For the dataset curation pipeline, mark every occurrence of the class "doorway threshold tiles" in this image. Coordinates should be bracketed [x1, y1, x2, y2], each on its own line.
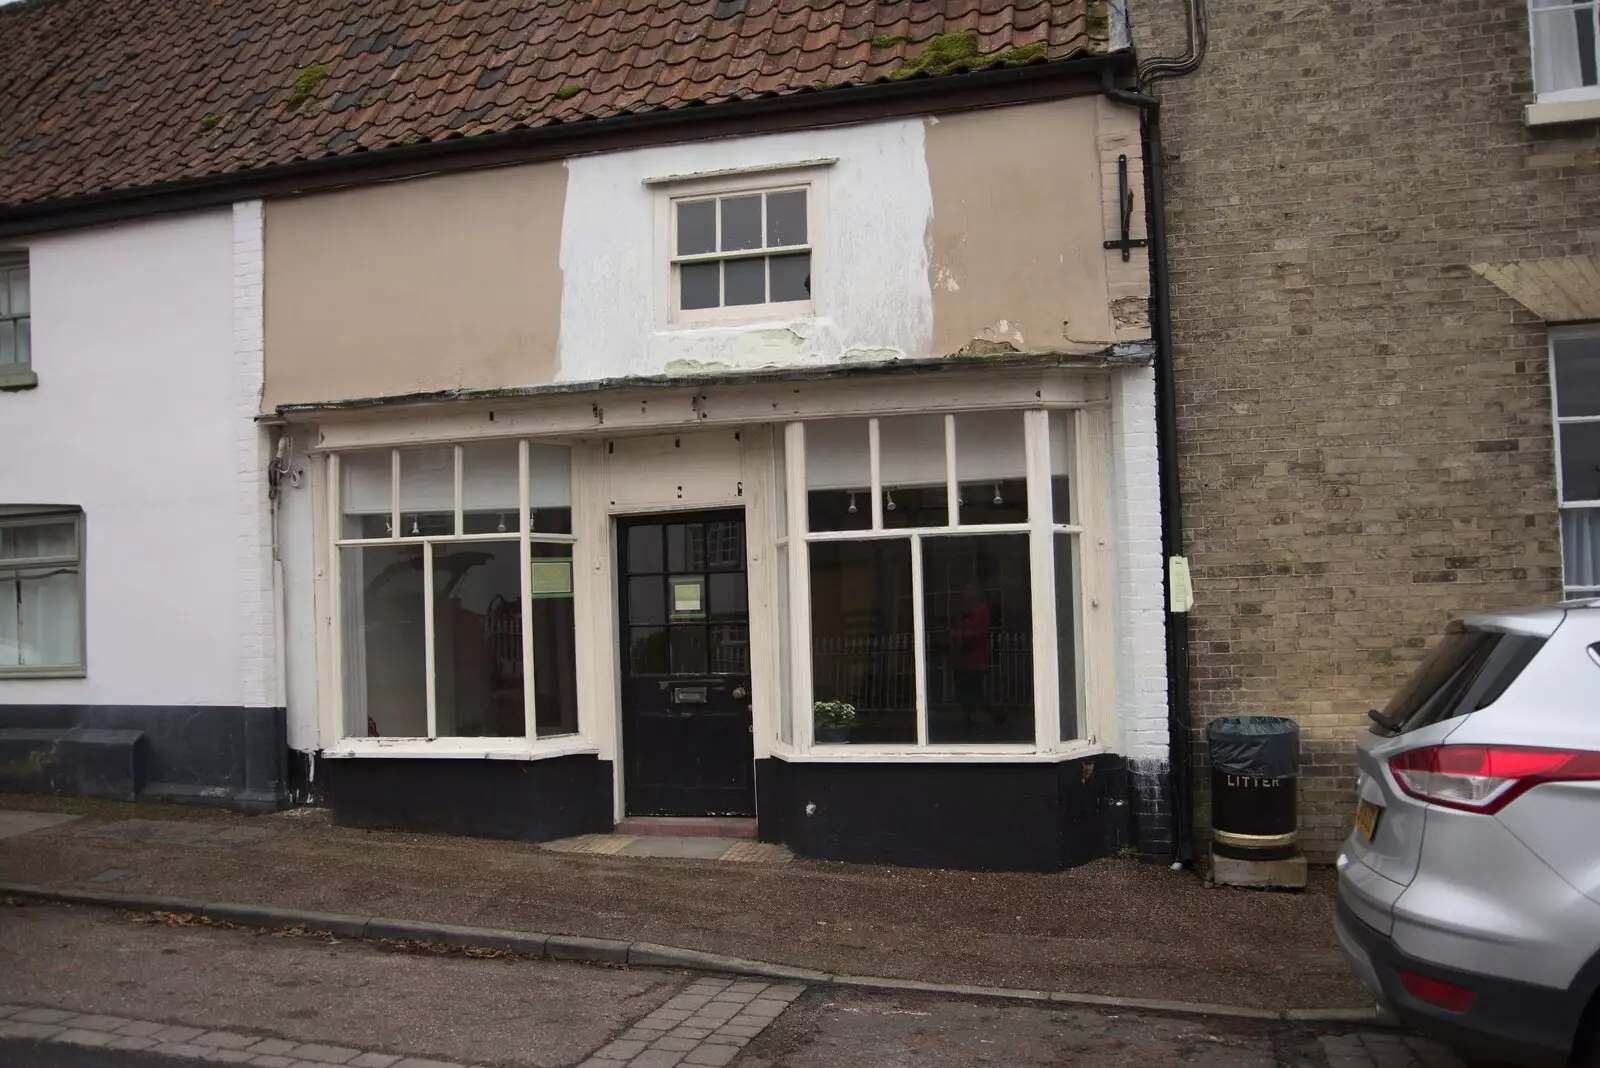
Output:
[542, 834, 790, 863]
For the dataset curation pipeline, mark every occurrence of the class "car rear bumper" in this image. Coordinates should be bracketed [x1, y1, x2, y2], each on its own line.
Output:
[1335, 900, 1585, 1068]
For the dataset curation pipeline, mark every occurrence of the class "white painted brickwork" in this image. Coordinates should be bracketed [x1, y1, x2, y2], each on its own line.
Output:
[233, 200, 279, 709]
[0, 210, 258, 706]
[1110, 364, 1169, 762]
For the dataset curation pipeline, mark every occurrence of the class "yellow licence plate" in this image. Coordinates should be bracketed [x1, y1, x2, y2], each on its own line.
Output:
[1354, 800, 1382, 842]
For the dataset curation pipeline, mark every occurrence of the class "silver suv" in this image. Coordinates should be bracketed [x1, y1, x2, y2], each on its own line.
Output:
[1336, 600, 1600, 1067]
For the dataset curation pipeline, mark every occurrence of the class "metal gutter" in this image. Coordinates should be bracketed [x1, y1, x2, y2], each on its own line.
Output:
[0, 51, 1133, 242]
[265, 347, 1148, 419]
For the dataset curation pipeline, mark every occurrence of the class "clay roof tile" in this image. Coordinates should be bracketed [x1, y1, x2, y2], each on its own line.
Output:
[0, 0, 1111, 207]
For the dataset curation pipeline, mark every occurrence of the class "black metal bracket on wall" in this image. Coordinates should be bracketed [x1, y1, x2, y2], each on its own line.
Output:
[1103, 154, 1148, 261]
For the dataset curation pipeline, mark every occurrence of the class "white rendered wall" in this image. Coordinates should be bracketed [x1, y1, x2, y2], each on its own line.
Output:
[1110, 364, 1169, 763]
[278, 431, 320, 753]
[0, 209, 271, 708]
[557, 118, 934, 381]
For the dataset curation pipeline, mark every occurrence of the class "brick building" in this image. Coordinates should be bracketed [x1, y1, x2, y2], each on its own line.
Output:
[1133, 0, 1598, 857]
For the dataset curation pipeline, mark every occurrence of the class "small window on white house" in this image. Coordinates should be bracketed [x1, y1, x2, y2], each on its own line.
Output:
[0, 252, 33, 388]
[0, 509, 85, 677]
[1531, 0, 1600, 98]
[671, 186, 812, 320]
[1553, 328, 1600, 596]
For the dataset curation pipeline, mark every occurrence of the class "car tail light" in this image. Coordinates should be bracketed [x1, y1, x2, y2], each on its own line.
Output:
[1390, 745, 1600, 814]
[1399, 970, 1476, 1012]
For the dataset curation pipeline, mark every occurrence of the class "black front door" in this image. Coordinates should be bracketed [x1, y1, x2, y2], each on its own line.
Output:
[618, 510, 754, 817]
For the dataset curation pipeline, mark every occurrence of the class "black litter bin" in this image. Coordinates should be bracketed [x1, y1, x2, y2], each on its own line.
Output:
[1207, 716, 1300, 860]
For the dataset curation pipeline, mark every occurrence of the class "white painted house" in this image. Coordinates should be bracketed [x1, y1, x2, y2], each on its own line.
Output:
[0, 0, 1178, 869]
[0, 205, 286, 808]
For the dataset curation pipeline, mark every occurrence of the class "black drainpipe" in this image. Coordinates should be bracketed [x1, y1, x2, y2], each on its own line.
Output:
[1100, 72, 1196, 866]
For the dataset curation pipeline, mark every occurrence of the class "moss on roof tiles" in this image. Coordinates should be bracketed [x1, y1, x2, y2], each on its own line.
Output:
[890, 32, 1051, 81]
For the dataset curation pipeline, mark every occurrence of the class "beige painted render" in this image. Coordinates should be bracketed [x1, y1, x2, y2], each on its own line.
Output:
[924, 98, 1149, 357]
[263, 163, 567, 408]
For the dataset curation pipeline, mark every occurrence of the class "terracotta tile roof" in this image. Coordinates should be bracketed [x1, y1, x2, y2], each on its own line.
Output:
[0, 0, 1110, 208]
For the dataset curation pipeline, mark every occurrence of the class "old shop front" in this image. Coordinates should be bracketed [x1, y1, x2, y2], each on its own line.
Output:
[283, 355, 1159, 871]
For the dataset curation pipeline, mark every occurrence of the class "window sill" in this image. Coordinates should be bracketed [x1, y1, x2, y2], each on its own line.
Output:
[0, 369, 38, 391]
[660, 306, 818, 333]
[772, 741, 1109, 763]
[0, 666, 86, 680]
[1525, 96, 1600, 127]
[321, 737, 597, 760]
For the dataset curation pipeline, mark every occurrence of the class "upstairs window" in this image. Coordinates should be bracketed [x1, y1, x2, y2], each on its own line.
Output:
[659, 170, 822, 325]
[1532, 0, 1600, 98]
[0, 252, 32, 389]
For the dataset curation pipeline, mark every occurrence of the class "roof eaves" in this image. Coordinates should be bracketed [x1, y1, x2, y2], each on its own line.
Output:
[266, 346, 1149, 421]
[0, 49, 1133, 242]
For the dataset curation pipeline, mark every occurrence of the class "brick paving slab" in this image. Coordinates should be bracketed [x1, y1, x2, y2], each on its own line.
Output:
[155, 1042, 215, 1057]
[57, 1028, 117, 1046]
[16, 1007, 77, 1024]
[109, 1037, 160, 1052]
[118, 1020, 170, 1037]
[249, 1039, 303, 1056]
[629, 1051, 684, 1068]
[196, 1031, 261, 1049]
[349, 1055, 402, 1068]
[292, 1044, 362, 1064]
[4, 1022, 66, 1040]
[153, 1025, 209, 1043]
[64, 1013, 134, 1031]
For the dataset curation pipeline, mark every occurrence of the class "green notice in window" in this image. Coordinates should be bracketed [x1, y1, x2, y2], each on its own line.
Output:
[531, 558, 573, 598]
[670, 575, 705, 620]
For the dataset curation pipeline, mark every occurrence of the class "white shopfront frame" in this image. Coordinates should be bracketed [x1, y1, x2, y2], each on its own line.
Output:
[322, 439, 596, 760]
[776, 407, 1116, 760]
[304, 366, 1121, 778]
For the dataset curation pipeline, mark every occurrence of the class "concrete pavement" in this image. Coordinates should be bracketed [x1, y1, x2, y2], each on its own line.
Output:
[0, 903, 1465, 1068]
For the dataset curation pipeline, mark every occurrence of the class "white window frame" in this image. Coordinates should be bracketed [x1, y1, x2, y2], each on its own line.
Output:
[1551, 325, 1600, 598]
[0, 508, 86, 679]
[1530, 0, 1600, 101]
[0, 251, 34, 390]
[776, 408, 1112, 759]
[325, 439, 591, 759]
[653, 166, 829, 329]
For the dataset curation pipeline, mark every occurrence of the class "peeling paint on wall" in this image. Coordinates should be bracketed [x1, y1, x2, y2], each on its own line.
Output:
[558, 119, 935, 382]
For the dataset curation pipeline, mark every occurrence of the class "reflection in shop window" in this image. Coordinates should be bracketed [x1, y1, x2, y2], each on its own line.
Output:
[795, 410, 1079, 748]
[335, 441, 577, 742]
[809, 539, 917, 743]
[432, 542, 525, 738]
[530, 543, 579, 737]
[341, 543, 427, 738]
[922, 534, 1033, 744]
